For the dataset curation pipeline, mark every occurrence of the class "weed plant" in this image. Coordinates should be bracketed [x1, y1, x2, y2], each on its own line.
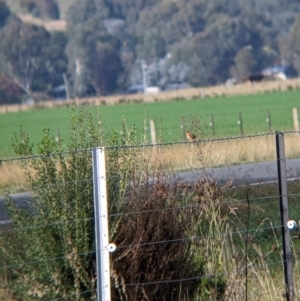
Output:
[1, 109, 103, 300]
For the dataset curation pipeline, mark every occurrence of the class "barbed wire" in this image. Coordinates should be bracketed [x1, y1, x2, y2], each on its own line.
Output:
[2, 129, 300, 164]
[0, 131, 283, 163]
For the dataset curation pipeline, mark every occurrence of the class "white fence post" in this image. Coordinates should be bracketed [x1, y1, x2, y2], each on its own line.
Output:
[92, 147, 111, 301]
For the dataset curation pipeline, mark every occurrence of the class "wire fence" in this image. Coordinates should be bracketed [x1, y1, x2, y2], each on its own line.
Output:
[0, 131, 300, 300]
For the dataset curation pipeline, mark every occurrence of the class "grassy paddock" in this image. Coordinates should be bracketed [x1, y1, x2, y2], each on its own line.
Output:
[1, 88, 300, 157]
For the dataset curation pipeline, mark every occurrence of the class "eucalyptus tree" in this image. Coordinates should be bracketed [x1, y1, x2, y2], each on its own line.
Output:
[66, 0, 123, 96]
[0, 18, 50, 99]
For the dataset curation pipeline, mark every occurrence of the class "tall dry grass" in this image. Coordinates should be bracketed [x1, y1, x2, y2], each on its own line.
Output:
[157, 133, 300, 171]
[1, 134, 300, 190]
[0, 161, 29, 192]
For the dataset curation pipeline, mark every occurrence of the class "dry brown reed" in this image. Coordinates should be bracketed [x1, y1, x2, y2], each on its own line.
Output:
[1, 78, 300, 114]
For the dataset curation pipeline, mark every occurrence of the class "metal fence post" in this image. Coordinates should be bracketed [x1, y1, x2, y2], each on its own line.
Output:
[275, 132, 294, 301]
[92, 147, 111, 301]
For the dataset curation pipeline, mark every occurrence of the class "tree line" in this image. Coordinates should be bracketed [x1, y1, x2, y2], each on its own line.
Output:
[1, 0, 300, 104]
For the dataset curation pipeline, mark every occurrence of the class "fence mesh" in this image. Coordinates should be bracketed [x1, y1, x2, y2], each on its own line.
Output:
[1, 132, 300, 300]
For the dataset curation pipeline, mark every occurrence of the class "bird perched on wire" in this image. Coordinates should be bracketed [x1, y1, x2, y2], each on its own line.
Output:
[186, 131, 197, 141]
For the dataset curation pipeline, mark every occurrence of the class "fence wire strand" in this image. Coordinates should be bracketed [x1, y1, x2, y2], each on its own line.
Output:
[0, 131, 280, 163]
[0, 223, 285, 272]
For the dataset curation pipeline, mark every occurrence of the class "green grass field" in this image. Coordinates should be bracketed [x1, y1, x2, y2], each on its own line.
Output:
[0, 89, 300, 157]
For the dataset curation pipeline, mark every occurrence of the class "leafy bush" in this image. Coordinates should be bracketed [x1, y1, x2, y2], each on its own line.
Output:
[1, 109, 103, 300]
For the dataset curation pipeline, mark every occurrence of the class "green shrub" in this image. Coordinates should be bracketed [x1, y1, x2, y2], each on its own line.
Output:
[1, 109, 103, 300]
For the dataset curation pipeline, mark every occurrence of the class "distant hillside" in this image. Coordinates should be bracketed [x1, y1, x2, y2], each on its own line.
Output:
[2, 0, 300, 104]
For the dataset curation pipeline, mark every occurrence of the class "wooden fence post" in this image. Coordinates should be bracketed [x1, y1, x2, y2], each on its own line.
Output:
[210, 114, 215, 136]
[56, 129, 61, 143]
[150, 119, 157, 145]
[267, 110, 272, 132]
[181, 117, 186, 140]
[238, 112, 244, 135]
[293, 107, 299, 132]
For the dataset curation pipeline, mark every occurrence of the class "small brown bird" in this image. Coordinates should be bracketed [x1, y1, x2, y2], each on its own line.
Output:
[186, 131, 196, 141]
